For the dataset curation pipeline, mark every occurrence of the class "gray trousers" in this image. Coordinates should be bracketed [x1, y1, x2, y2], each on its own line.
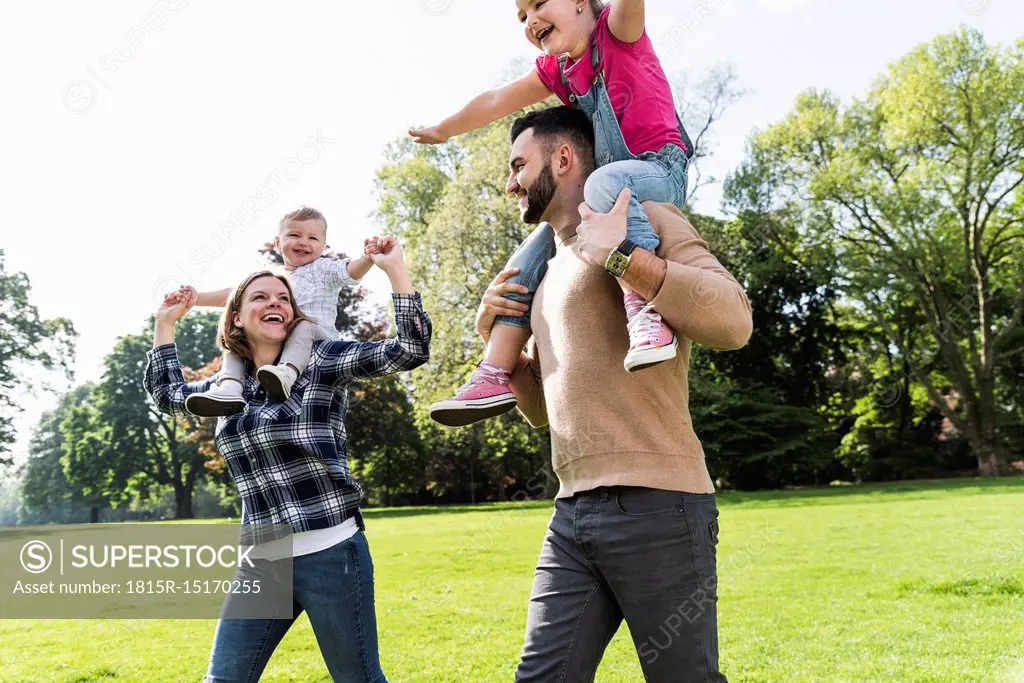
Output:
[220, 320, 325, 383]
[515, 487, 727, 683]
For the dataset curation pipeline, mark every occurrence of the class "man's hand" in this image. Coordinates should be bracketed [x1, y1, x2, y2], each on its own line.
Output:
[475, 268, 530, 344]
[408, 126, 449, 145]
[574, 188, 632, 268]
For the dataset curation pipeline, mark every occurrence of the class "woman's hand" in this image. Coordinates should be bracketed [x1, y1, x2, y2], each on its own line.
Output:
[154, 288, 197, 346]
[408, 126, 449, 145]
[370, 236, 405, 273]
[371, 236, 415, 294]
[475, 268, 530, 344]
[156, 288, 197, 325]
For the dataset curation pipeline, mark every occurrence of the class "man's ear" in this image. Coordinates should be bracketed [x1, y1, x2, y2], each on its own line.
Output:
[554, 143, 574, 176]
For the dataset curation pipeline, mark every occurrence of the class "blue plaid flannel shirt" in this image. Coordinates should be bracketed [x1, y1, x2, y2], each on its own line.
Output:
[145, 293, 431, 543]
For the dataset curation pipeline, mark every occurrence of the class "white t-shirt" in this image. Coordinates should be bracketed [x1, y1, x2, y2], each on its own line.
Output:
[249, 517, 360, 561]
[287, 257, 361, 340]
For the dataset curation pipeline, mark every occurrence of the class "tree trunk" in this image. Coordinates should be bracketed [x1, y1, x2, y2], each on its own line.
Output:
[972, 432, 1010, 477]
[175, 483, 194, 519]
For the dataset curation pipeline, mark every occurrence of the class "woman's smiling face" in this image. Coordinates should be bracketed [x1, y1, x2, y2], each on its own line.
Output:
[233, 275, 295, 345]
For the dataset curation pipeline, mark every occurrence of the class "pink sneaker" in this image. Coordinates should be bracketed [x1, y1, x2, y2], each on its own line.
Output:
[623, 291, 678, 372]
[429, 362, 517, 427]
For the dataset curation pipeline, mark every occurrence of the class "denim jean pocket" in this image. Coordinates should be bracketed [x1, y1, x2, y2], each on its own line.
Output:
[614, 487, 685, 517]
[682, 495, 719, 585]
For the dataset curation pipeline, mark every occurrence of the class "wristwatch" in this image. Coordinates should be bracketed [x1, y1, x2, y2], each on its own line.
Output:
[604, 238, 638, 277]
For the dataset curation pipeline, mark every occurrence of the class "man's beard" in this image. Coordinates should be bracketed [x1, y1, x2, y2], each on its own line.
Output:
[522, 163, 557, 224]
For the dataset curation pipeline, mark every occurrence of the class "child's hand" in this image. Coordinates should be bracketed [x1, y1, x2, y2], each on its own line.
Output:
[178, 285, 198, 302]
[363, 236, 383, 257]
[408, 126, 449, 145]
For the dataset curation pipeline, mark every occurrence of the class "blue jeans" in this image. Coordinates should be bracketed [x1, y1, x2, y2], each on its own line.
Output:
[204, 531, 386, 683]
[497, 144, 688, 328]
[515, 487, 727, 682]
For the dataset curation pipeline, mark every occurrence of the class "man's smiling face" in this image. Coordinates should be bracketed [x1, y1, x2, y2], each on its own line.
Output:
[507, 128, 558, 225]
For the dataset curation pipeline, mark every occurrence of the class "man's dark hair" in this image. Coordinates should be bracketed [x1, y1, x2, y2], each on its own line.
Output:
[511, 107, 596, 174]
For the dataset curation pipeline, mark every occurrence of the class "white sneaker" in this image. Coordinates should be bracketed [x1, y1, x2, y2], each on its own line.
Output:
[185, 380, 246, 417]
[257, 364, 298, 402]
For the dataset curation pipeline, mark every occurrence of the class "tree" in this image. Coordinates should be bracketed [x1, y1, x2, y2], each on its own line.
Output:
[0, 249, 76, 465]
[61, 312, 222, 518]
[727, 29, 1024, 476]
[20, 385, 111, 523]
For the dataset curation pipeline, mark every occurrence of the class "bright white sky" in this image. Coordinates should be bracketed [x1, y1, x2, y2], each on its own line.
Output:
[1, 0, 1021, 465]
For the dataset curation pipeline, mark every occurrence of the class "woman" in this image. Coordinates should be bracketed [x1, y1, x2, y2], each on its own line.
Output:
[145, 238, 430, 682]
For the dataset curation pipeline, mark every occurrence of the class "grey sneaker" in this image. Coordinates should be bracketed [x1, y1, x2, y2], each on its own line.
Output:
[257, 365, 298, 402]
[185, 380, 246, 417]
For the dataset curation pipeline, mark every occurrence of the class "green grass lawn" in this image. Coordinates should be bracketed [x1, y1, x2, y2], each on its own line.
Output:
[2, 478, 1023, 682]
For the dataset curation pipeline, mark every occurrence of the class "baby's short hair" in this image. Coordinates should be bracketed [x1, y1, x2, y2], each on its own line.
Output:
[279, 206, 327, 234]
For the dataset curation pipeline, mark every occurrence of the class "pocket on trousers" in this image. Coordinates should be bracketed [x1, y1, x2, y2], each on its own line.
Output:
[682, 495, 719, 585]
[614, 487, 684, 517]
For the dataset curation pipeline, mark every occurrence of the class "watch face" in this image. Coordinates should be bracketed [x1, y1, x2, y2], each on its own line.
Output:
[606, 251, 629, 276]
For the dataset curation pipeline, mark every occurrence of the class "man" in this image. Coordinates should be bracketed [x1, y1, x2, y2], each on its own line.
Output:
[475, 107, 751, 682]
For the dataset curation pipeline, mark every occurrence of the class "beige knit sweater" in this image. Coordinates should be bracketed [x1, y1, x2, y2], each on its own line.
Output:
[511, 203, 753, 498]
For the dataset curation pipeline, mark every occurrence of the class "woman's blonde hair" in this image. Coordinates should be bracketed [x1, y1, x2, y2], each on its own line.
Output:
[218, 269, 312, 361]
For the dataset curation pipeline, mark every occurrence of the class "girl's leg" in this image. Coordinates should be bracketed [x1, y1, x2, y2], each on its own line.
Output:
[583, 159, 685, 372]
[185, 350, 248, 417]
[258, 320, 323, 401]
[484, 323, 534, 373]
[297, 532, 387, 683]
[583, 156, 686, 254]
[430, 224, 555, 427]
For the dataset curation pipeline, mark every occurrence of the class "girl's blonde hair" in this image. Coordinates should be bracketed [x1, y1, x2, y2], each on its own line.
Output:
[218, 269, 312, 361]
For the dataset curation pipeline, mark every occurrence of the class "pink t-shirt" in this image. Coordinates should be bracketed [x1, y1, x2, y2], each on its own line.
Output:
[534, 6, 685, 156]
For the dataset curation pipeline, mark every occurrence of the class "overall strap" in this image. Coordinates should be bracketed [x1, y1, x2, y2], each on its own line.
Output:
[677, 110, 696, 160]
[557, 54, 576, 103]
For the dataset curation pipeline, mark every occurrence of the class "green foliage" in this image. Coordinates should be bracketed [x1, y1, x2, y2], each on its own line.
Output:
[19, 385, 110, 523]
[0, 249, 76, 464]
[60, 312, 222, 518]
[373, 111, 551, 501]
[726, 28, 1024, 474]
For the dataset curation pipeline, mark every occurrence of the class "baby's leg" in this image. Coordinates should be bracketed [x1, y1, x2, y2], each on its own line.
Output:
[258, 320, 324, 401]
[278, 320, 324, 377]
[220, 350, 246, 388]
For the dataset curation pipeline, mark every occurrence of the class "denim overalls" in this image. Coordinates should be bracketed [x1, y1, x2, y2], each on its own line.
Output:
[497, 41, 694, 328]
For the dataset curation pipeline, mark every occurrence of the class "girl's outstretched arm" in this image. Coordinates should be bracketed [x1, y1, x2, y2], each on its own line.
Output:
[409, 71, 551, 144]
[608, 0, 646, 43]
